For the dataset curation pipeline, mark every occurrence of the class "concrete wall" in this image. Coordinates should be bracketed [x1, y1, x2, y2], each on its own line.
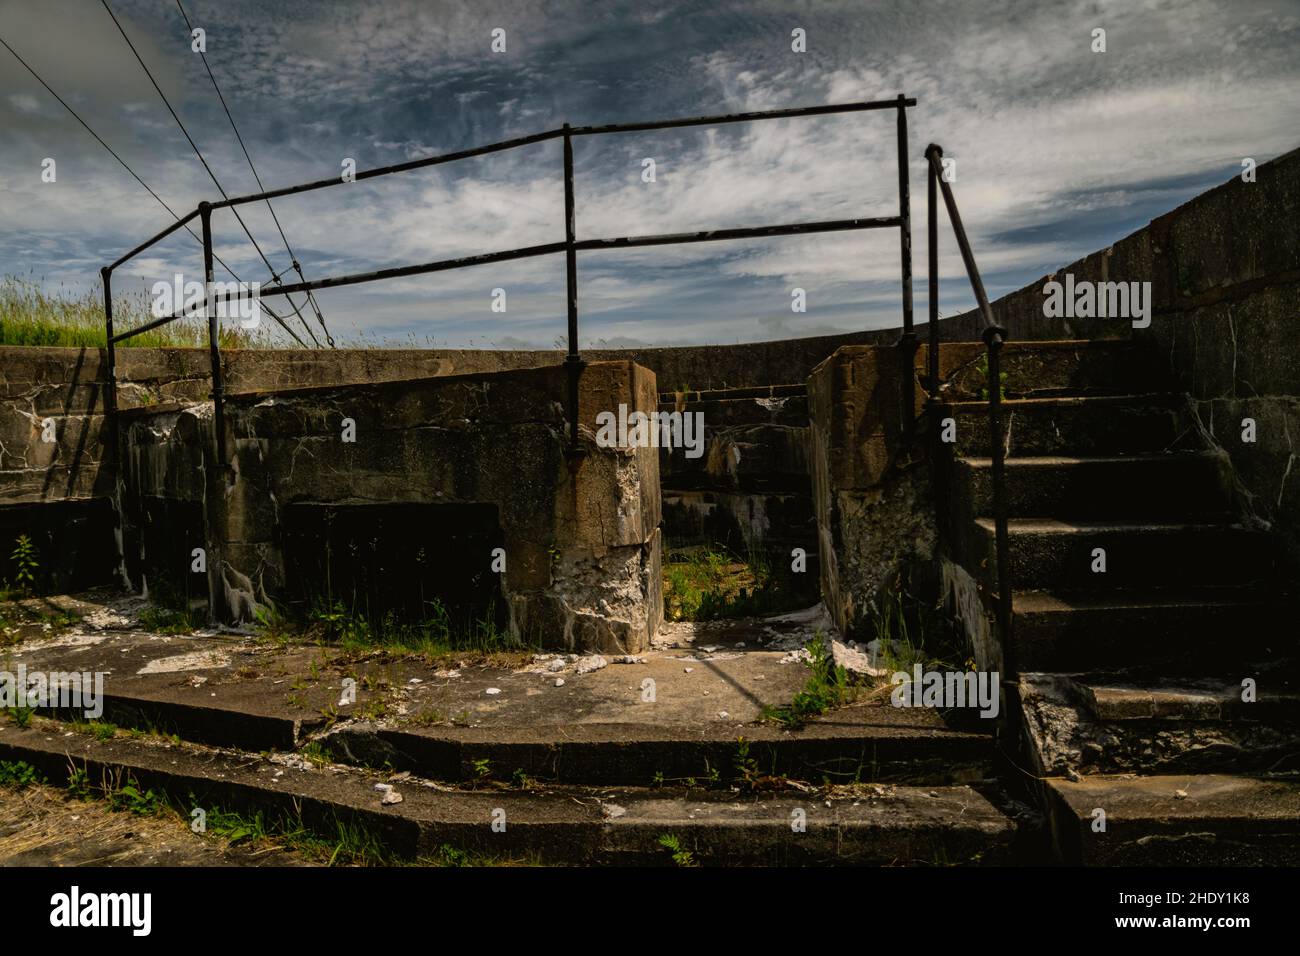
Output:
[118, 360, 663, 653]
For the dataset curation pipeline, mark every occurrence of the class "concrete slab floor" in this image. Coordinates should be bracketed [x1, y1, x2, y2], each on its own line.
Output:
[2, 593, 832, 729]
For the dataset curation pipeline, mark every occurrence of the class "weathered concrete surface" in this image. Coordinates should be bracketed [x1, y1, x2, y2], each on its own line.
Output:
[806, 346, 935, 638]
[4, 601, 992, 786]
[0, 722, 1013, 865]
[117, 361, 664, 652]
[1045, 774, 1300, 866]
[1019, 672, 1300, 779]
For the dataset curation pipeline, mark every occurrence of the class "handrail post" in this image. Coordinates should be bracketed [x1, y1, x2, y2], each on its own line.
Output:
[199, 202, 226, 469]
[925, 145, 940, 398]
[895, 94, 916, 443]
[983, 326, 1014, 678]
[101, 266, 118, 467]
[562, 123, 583, 455]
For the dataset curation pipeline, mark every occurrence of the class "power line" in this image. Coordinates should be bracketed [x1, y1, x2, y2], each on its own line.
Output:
[175, 0, 334, 348]
[99, 0, 320, 346]
[0, 31, 307, 346]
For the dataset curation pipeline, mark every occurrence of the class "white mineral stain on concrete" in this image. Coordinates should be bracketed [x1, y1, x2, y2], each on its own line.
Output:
[136, 650, 231, 674]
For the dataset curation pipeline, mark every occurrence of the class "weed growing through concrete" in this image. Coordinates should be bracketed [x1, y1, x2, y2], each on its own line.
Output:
[763, 634, 853, 728]
[657, 833, 698, 867]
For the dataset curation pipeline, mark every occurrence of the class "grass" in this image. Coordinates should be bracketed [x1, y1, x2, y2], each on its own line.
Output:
[1, 274, 275, 348]
[301, 596, 526, 659]
[762, 634, 853, 728]
[0, 760, 45, 788]
[867, 586, 969, 676]
[662, 544, 815, 622]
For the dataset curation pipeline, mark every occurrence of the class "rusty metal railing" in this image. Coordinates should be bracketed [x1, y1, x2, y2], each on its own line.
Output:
[101, 95, 918, 467]
[923, 143, 1014, 677]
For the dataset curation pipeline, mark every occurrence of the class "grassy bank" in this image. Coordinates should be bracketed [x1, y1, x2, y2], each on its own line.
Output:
[0, 275, 272, 348]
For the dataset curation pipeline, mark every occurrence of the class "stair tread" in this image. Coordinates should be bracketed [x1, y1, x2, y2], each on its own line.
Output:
[959, 451, 1217, 467]
[943, 392, 1181, 412]
[1014, 587, 1284, 613]
[976, 517, 1252, 534]
[1047, 773, 1300, 822]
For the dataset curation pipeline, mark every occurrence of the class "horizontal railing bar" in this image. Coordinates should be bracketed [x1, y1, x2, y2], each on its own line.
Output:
[107, 206, 202, 272]
[569, 98, 917, 136]
[212, 129, 565, 211]
[259, 218, 899, 299]
[574, 217, 901, 251]
[259, 242, 569, 298]
[111, 309, 196, 343]
[210, 99, 915, 213]
[110, 293, 246, 344]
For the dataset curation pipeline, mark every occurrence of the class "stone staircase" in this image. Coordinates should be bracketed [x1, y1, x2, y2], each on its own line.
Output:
[941, 339, 1300, 864]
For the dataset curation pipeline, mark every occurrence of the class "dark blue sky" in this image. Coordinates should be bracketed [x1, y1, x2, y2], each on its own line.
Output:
[2, 0, 1297, 346]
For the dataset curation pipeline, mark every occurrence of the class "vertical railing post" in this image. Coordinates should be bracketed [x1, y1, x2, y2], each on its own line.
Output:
[562, 123, 583, 455]
[895, 95, 916, 443]
[101, 266, 118, 467]
[199, 202, 226, 468]
[925, 146, 940, 398]
[984, 328, 1014, 678]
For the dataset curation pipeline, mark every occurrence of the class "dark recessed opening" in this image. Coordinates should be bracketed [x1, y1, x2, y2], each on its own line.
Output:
[0, 499, 118, 594]
[132, 497, 207, 609]
[279, 502, 507, 631]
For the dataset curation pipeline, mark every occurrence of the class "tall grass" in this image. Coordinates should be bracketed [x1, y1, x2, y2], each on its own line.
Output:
[0, 274, 273, 348]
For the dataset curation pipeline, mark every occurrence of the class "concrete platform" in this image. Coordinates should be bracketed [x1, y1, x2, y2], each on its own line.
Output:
[4, 598, 993, 786]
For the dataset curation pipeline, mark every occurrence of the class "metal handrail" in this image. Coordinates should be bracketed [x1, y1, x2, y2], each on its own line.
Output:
[923, 143, 1015, 677]
[101, 95, 918, 467]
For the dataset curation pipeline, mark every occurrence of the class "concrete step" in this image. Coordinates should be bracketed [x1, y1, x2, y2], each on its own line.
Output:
[1044, 773, 1300, 865]
[0, 722, 1016, 865]
[317, 699, 994, 788]
[1012, 588, 1295, 671]
[1020, 671, 1300, 778]
[958, 452, 1231, 520]
[936, 340, 1173, 402]
[941, 393, 1189, 457]
[974, 518, 1281, 590]
[1071, 676, 1300, 724]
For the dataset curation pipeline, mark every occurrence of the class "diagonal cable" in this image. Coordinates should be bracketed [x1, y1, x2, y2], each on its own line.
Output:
[0, 31, 306, 346]
[175, 0, 334, 347]
[100, 0, 319, 346]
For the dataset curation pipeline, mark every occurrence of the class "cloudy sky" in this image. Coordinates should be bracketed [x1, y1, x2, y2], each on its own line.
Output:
[1, 0, 1296, 348]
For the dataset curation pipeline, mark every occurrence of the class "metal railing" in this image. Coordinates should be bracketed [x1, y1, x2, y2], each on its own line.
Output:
[102, 95, 918, 469]
[923, 143, 1014, 675]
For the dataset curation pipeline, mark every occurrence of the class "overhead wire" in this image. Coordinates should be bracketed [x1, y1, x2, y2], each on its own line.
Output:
[174, 0, 334, 347]
[0, 31, 307, 345]
[100, 0, 319, 346]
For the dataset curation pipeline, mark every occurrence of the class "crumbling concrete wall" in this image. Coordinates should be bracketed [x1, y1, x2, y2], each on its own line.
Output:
[807, 345, 934, 638]
[118, 360, 662, 654]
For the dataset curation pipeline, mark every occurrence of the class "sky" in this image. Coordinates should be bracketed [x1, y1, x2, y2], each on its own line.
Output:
[1, 0, 1297, 348]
